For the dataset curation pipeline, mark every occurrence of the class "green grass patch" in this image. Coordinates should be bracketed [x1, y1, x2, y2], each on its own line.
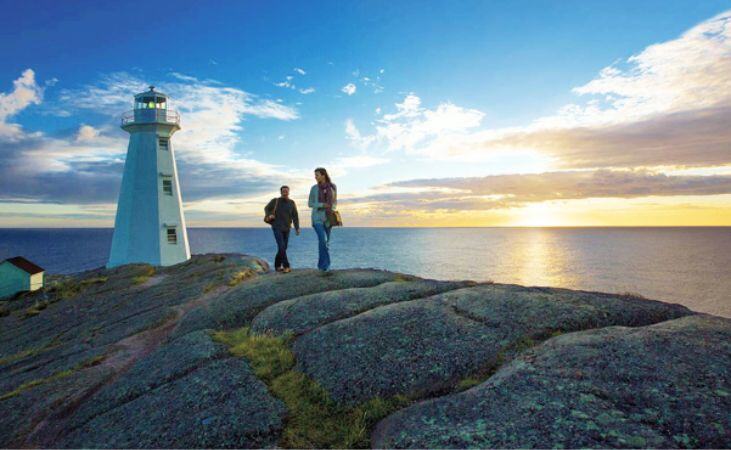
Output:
[23, 306, 41, 318]
[22, 300, 50, 319]
[456, 376, 482, 392]
[46, 275, 108, 302]
[202, 282, 218, 293]
[79, 354, 106, 368]
[620, 291, 647, 300]
[0, 348, 41, 367]
[132, 266, 156, 285]
[228, 268, 257, 287]
[80, 276, 108, 286]
[452, 330, 567, 394]
[213, 327, 411, 448]
[392, 273, 417, 283]
[48, 278, 82, 300]
[0, 354, 107, 401]
[212, 328, 295, 383]
[0, 368, 74, 401]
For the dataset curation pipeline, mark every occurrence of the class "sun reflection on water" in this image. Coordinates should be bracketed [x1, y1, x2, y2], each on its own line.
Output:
[497, 228, 577, 288]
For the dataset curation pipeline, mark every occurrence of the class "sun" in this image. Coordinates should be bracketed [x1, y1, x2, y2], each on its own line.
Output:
[513, 202, 564, 227]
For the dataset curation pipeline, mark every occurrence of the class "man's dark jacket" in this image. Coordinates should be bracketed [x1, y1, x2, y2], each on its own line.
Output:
[265, 197, 300, 231]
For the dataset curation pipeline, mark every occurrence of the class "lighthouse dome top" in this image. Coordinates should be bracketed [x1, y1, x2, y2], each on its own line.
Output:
[122, 85, 180, 129]
[134, 86, 169, 110]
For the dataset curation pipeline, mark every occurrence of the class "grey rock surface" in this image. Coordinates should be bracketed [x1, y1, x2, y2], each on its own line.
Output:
[372, 314, 731, 449]
[251, 279, 472, 336]
[294, 283, 692, 406]
[173, 268, 403, 337]
[0, 253, 727, 449]
[0, 254, 271, 448]
[0, 366, 116, 448]
[65, 330, 228, 431]
[60, 358, 286, 449]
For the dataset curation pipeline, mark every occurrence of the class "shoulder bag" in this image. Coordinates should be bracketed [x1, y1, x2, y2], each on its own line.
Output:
[264, 198, 279, 224]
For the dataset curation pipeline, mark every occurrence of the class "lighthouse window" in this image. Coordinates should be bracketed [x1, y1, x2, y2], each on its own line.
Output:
[162, 179, 173, 195]
[158, 138, 169, 151]
[167, 228, 177, 244]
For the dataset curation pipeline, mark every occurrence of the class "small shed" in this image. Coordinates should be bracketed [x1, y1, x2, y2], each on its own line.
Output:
[0, 256, 45, 299]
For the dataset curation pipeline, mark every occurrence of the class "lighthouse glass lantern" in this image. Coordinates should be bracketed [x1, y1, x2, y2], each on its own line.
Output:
[107, 86, 191, 268]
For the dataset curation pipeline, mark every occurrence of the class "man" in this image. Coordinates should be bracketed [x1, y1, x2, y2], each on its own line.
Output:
[265, 185, 300, 273]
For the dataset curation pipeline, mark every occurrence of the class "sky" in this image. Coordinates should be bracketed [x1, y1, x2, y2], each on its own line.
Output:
[1, 0, 731, 227]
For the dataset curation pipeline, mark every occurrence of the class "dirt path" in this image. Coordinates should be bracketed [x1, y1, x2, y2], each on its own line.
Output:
[22, 283, 232, 447]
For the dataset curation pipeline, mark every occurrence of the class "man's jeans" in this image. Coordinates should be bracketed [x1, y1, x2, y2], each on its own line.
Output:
[272, 227, 290, 269]
[312, 223, 331, 271]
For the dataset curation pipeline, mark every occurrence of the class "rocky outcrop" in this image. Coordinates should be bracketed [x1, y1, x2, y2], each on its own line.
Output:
[0, 254, 276, 448]
[0, 253, 728, 448]
[372, 314, 731, 449]
[292, 283, 691, 406]
[251, 279, 473, 336]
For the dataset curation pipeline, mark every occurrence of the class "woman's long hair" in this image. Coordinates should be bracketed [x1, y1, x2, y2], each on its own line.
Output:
[315, 167, 332, 185]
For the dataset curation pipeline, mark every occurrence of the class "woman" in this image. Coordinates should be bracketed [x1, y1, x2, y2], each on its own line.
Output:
[308, 167, 337, 271]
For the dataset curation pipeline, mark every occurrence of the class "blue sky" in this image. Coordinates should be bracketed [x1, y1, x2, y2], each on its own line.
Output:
[1, 0, 731, 226]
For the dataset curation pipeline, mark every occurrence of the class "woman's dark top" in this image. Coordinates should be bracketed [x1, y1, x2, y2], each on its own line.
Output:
[265, 197, 300, 231]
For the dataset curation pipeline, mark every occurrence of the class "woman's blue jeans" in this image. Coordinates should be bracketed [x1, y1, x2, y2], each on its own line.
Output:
[312, 223, 332, 271]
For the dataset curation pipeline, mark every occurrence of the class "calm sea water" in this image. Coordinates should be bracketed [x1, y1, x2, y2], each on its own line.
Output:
[0, 227, 729, 318]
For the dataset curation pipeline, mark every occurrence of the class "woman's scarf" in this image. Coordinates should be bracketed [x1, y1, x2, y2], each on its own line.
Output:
[318, 182, 335, 212]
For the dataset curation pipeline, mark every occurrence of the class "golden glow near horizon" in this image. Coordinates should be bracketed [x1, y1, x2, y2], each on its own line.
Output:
[2, 193, 731, 228]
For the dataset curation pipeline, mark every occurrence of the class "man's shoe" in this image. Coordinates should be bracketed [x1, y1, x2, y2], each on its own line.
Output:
[283, 267, 291, 273]
[275, 267, 283, 272]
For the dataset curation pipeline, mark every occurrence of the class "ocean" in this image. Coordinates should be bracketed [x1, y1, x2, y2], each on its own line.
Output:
[0, 227, 729, 318]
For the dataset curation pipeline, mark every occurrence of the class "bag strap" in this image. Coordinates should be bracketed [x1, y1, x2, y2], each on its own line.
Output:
[273, 198, 280, 215]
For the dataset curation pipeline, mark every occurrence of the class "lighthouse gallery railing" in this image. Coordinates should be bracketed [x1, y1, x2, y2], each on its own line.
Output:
[121, 109, 180, 126]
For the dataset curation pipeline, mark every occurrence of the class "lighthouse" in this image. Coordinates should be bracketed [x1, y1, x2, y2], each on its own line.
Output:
[107, 86, 191, 268]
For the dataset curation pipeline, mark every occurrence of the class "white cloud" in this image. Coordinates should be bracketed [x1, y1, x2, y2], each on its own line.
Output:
[60, 72, 299, 165]
[2, 70, 304, 205]
[563, 10, 731, 125]
[0, 69, 43, 139]
[58, 72, 140, 112]
[360, 73, 384, 93]
[345, 11, 731, 169]
[241, 99, 300, 120]
[344, 118, 376, 149]
[276, 69, 314, 94]
[382, 94, 422, 120]
[341, 83, 357, 96]
[170, 72, 199, 83]
[75, 124, 100, 142]
[357, 94, 485, 153]
[341, 169, 731, 212]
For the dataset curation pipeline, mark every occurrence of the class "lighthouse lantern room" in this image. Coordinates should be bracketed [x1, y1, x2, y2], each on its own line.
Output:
[107, 86, 191, 268]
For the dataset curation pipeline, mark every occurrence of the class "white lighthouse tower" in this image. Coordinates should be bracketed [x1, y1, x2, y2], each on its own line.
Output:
[107, 86, 191, 268]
